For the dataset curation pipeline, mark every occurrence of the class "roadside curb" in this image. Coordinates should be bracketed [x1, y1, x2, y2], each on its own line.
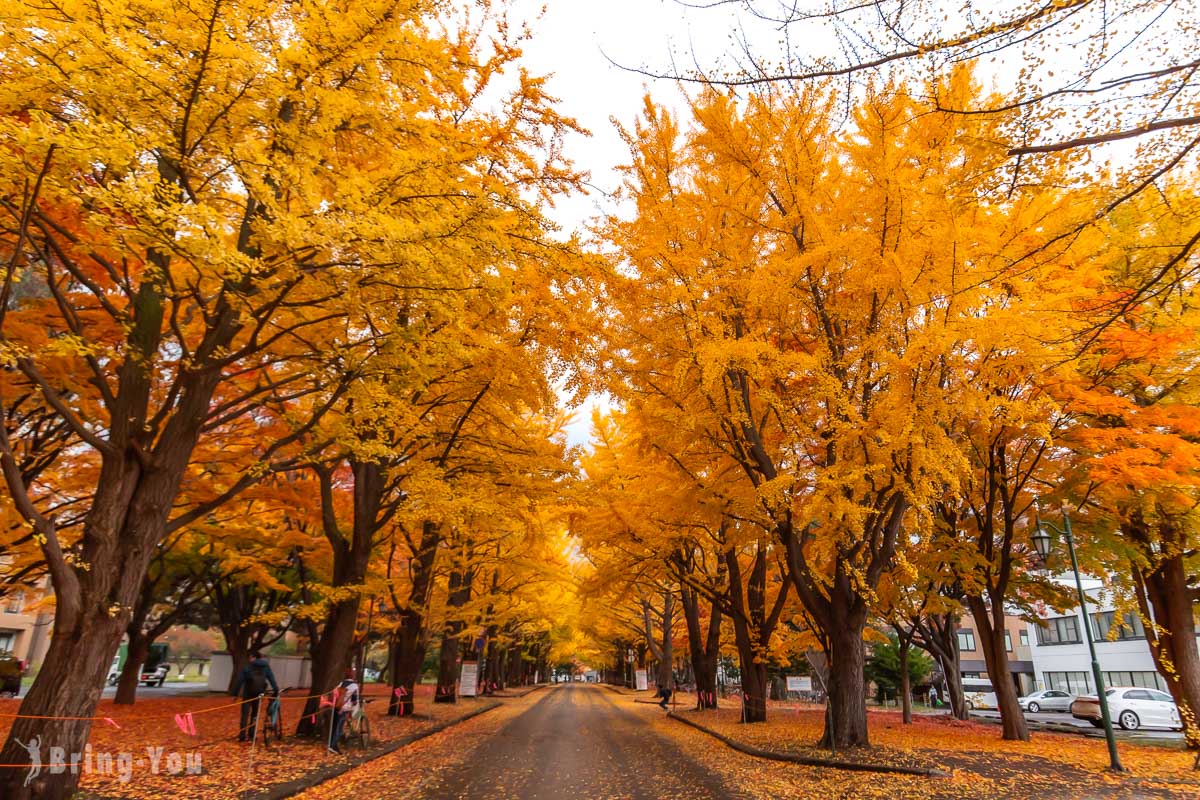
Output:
[602, 683, 637, 695]
[666, 711, 950, 778]
[968, 713, 1186, 748]
[243, 700, 504, 800]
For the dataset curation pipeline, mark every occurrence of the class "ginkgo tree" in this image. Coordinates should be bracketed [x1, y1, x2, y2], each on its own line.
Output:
[595, 67, 1122, 748]
[0, 0, 579, 795]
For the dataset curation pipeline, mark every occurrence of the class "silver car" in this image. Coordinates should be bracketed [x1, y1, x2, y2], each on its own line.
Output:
[1018, 689, 1074, 713]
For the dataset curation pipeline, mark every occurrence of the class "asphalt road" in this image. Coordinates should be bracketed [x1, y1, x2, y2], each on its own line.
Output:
[412, 683, 738, 800]
[970, 709, 1185, 741]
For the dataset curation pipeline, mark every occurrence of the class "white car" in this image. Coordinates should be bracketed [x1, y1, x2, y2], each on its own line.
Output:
[964, 689, 997, 710]
[1071, 687, 1182, 731]
[1019, 689, 1075, 713]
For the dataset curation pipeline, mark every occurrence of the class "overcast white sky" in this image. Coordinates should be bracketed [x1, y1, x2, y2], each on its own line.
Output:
[502, 1, 757, 447]
[506, 0, 752, 233]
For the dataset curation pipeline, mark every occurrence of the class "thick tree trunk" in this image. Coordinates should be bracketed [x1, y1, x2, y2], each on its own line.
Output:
[387, 521, 441, 716]
[680, 583, 721, 709]
[739, 657, 769, 723]
[821, 604, 870, 749]
[0, 606, 127, 799]
[296, 460, 379, 735]
[915, 611, 968, 720]
[296, 596, 361, 735]
[967, 597, 1028, 741]
[657, 592, 675, 689]
[0, 429, 219, 798]
[435, 568, 472, 703]
[728, 593, 767, 722]
[114, 635, 150, 705]
[1135, 551, 1200, 750]
[938, 652, 967, 720]
[899, 637, 912, 724]
[385, 618, 421, 717]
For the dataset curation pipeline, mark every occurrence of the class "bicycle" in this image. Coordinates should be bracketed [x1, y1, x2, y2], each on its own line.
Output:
[342, 699, 373, 750]
[261, 694, 284, 747]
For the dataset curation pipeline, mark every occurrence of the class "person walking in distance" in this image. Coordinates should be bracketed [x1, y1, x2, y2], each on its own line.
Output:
[231, 651, 280, 742]
[328, 668, 360, 754]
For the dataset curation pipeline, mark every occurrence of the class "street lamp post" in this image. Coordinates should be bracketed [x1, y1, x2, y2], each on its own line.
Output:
[1033, 510, 1124, 772]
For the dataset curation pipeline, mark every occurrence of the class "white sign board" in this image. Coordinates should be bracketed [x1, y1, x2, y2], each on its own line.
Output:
[635, 669, 648, 691]
[459, 661, 479, 697]
[787, 676, 812, 692]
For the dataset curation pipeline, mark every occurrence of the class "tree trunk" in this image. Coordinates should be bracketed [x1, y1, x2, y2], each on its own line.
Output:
[967, 597, 1028, 741]
[295, 460, 379, 735]
[296, 595, 361, 735]
[0, 607, 127, 799]
[114, 635, 150, 705]
[915, 610, 969, 720]
[387, 521, 441, 716]
[680, 583, 721, 709]
[434, 566, 474, 703]
[657, 591, 674, 689]
[820, 605, 870, 748]
[899, 636, 912, 724]
[1134, 551, 1200, 750]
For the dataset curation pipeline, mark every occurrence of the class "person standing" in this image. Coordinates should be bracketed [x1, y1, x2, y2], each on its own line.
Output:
[231, 651, 280, 742]
[328, 669, 360, 754]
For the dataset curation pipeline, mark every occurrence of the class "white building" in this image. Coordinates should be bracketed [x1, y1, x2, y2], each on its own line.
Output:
[1025, 576, 1198, 695]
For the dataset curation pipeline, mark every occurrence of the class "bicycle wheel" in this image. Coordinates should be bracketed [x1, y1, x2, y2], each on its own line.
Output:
[356, 714, 371, 749]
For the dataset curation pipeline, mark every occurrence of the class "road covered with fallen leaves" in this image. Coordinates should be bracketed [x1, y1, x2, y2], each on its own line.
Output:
[302, 684, 1200, 800]
[303, 683, 736, 800]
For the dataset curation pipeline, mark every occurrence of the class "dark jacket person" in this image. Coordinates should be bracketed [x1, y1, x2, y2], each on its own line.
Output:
[232, 653, 280, 741]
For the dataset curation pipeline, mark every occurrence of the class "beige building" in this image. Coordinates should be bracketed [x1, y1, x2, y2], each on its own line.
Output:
[0, 578, 53, 668]
[956, 614, 1037, 697]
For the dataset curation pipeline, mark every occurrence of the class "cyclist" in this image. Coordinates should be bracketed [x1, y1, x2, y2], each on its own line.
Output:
[328, 669, 360, 754]
[231, 652, 279, 742]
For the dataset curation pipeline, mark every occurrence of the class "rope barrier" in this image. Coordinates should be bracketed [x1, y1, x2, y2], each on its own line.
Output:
[0, 684, 374, 722]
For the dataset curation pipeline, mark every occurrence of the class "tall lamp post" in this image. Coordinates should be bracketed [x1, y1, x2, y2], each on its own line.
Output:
[1032, 509, 1124, 772]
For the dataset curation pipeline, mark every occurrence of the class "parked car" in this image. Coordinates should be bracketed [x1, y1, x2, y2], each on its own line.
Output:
[963, 690, 998, 710]
[0, 656, 25, 697]
[963, 680, 997, 711]
[106, 643, 171, 687]
[139, 663, 170, 687]
[1071, 687, 1183, 731]
[1018, 689, 1075, 713]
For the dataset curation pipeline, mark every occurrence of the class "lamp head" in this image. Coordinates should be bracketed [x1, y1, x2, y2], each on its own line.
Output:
[1031, 518, 1053, 560]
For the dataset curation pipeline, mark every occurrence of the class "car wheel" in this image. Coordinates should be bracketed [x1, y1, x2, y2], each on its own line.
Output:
[1088, 719, 1104, 728]
[965, 700, 974, 710]
[158, 677, 166, 687]
[1027, 702, 1040, 713]
[1118, 710, 1140, 731]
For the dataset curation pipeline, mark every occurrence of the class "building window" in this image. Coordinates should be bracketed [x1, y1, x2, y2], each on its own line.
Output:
[0, 632, 13, 653]
[1091, 611, 1146, 641]
[1045, 671, 1092, 695]
[1019, 630, 1029, 647]
[957, 630, 976, 652]
[4, 592, 24, 614]
[961, 672, 981, 680]
[1035, 616, 1081, 645]
[1004, 632, 1012, 652]
[1103, 671, 1166, 691]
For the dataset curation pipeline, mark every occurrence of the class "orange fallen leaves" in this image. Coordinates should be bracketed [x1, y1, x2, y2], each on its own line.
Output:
[655, 703, 1200, 799]
[0, 685, 490, 799]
